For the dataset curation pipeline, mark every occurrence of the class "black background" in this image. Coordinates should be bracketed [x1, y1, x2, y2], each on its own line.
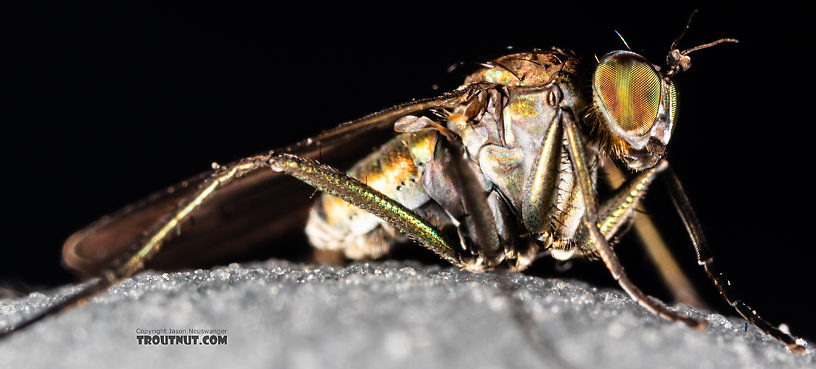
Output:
[2, 2, 814, 342]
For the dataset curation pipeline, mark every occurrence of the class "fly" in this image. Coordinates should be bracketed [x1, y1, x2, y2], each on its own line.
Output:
[0, 11, 806, 354]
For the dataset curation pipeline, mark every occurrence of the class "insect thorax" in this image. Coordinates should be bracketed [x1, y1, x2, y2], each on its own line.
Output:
[305, 50, 602, 269]
[455, 50, 599, 260]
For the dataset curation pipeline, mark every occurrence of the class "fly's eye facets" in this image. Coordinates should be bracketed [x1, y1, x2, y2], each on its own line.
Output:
[593, 52, 661, 136]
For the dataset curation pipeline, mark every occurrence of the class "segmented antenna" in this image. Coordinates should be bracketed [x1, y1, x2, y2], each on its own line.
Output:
[664, 9, 739, 77]
[682, 38, 739, 55]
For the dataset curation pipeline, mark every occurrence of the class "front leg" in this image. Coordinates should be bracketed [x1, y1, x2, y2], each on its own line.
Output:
[573, 159, 664, 256]
[601, 158, 705, 308]
[561, 109, 706, 329]
[662, 165, 806, 353]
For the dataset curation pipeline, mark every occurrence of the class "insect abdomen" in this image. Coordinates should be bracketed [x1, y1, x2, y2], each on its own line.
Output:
[305, 130, 441, 259]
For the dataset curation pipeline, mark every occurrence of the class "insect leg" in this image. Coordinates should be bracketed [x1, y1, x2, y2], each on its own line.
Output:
[561, 109, 705, 329]
[601, 158, 705, 308]
[269, 152, 462, 267]
[437, 138, 503, 267]
[2, 150, 463, 339]
[575, 160, 663, 252]
[0, 155, 274, 339]
[662, 164, 805, 353]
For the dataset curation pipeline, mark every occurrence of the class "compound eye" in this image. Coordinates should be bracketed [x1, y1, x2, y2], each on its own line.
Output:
[593, 52, 662, 136]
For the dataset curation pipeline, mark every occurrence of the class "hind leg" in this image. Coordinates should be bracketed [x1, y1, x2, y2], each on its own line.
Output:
[269, 152, 465, 267]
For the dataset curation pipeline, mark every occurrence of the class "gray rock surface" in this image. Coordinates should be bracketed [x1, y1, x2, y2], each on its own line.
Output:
[0, 260, 812, 369]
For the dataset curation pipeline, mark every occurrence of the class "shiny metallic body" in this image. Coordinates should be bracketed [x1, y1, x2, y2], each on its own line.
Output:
[307, 50, 650, 272]
[1, 14, 805, 353]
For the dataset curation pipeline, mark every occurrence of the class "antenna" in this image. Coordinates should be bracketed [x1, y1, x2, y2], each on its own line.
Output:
[663, 10, 738, 78]
[670, 9, 699, 51]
